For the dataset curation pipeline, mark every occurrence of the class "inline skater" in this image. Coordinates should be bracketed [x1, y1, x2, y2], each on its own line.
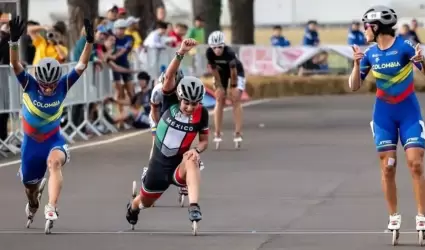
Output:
[206, 31, 245, 149]
[349, 6, 425, 245]
[8, 16, 94, 234]
[148, 70, 191, 206]
[126, 75, 209, 235]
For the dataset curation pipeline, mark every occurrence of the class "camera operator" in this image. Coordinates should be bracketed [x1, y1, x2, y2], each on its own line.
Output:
[27, 22, 68, 65]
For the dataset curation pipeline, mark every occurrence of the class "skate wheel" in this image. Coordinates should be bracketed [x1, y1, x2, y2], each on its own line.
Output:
[179, 195, 185, 207]
[131, 224, 135, 230]
[234, 141, 240, 149]
[392, 230, 399, 246]
[192, 221, 198, 236]
[215, 142, 220, 150]
[132, 181, 137, 198]
[26, 219, 32, 228]
[44, 220, 52, 234]
[419, 230, 425, 246]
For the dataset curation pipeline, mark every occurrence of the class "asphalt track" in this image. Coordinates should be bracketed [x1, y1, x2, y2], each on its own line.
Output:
[2, 94, 425, 249]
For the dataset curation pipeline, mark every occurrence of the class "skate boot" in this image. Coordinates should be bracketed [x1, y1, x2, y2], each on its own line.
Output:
[25, 178, 47, 228]
[388, 213, 401, 246]
[416, 214, 425, 246]
[126, 202, 140, 230]
[188, 204, 202, 236]
[178, 186, 188, 207]
[44, 204, 58, 234]
[25, 201, 39, 228]
[233, 132, 243, 149]
[213, 133, 223, 150]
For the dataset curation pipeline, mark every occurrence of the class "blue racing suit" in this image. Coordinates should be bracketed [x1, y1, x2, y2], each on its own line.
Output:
[360, 36, 425, 152]
[16, 69, 81, 184]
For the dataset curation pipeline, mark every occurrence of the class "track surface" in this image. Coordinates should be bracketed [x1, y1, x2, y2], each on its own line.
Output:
[1, 94, 425, 249]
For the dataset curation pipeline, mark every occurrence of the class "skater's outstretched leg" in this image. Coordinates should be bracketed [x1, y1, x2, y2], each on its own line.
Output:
[379, 152, 398, 217]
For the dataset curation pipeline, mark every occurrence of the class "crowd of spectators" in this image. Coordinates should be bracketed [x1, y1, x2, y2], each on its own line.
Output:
[271, 18, 422, 76]
[0, 4, 207, 151]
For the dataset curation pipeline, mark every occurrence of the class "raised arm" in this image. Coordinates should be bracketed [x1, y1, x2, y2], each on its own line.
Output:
[75, 19, 94, 76]
[9, 16, 26, 75]
[162, 39, 197, 93]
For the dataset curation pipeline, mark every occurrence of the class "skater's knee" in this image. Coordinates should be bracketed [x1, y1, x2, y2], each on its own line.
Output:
[380, 156, 397, 179]
[182, 155, 199, 170]
[47, 158, 62, 172]
[408, 159, 424, 177]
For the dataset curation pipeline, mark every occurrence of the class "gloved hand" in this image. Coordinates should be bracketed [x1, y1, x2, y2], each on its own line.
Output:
[8, 16, 25, 42]
[83, 18, 94, 43]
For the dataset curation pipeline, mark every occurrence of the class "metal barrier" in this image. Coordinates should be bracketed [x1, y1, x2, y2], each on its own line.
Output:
[0, 62, 117, 158]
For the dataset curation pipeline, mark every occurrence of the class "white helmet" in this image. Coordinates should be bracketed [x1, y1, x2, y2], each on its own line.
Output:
[35, 57, 62, 84]
[208, 31, 225, 46]
[177, 76, 205, 103]
[158, 69, 184, 85]
[114, 19, 128, 29]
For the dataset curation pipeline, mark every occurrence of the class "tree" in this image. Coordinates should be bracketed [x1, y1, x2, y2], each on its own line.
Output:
[228, 0, 254, 44]
[67, 0, 98, 47]
[192, 0, 221, 42]
[124, 0, 164, 40]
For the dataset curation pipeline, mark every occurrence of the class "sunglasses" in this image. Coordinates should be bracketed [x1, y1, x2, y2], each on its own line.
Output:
[183, 100, 199, 107]
[211, 45, 224, 50]
[363, 23, 377, 30]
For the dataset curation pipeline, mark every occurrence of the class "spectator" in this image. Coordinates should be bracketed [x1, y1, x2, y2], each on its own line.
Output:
[187, 16, 205, 44]
[21, 20, 39, 65]
[0, 23, 10, 145]
[298, 51, 329, 76]
[95, 16, 107, 27]
[302, 20, 320, 46]
[105, 5, 119, 31]
[347, 21, 366, 46]
[409, 19, 421, 45]
[143, 21, 169, 48]
[168, 23, 188, 48]
[0, 23, 10, 64]
[28, 22, 68, 65]
[399, 24, 416, 44]
[107, 19, 134, 128]
[270, 25, 291, 47]
[125, 16, 142, 51]
[150, 6, 167, 31]
[106, 71, 152, 129]
[118, 8, 127, 19]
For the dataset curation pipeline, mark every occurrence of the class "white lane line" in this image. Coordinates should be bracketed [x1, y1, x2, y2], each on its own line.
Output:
[0, 230, 416, 235]
[0, 99, 271, 168]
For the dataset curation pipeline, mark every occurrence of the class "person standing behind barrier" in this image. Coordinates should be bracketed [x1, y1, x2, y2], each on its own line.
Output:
[302, 20, 320, 46]
[27, 22, 68, 65]
[107, 19, 134, 128]
[125, 16, 142, 53]
[270, 25, 291, 47]
[0, 23, 10, 145]
[347, 21, 366, 46]
[8, 16, 94, 233]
